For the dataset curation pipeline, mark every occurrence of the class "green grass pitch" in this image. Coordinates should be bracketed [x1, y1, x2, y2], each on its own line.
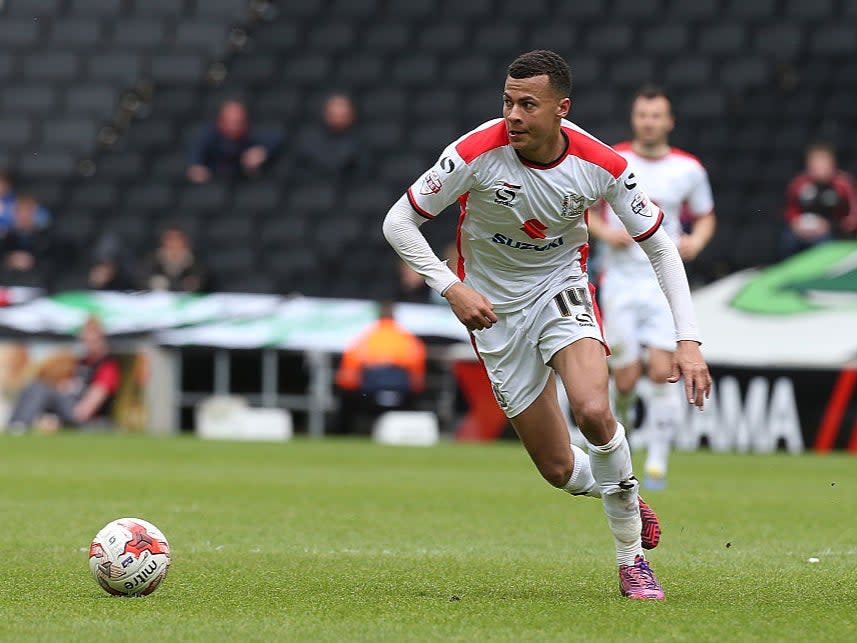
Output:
[1, 433, 855, 642]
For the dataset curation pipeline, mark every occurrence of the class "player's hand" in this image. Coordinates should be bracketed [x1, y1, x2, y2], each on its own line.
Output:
[669, 340, 712, 409]
[187, 164, 211, 183]
[443, 282, 497, 331]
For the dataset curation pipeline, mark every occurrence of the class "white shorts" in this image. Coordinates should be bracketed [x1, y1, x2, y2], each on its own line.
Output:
[473, 275, 607, 418]
[600, 271, 675, 369]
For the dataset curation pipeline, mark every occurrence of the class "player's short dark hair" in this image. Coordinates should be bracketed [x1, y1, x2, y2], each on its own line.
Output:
[633, 85, 673, 111]
[806, 141, 836, 159]
[507, 50, 572, 98]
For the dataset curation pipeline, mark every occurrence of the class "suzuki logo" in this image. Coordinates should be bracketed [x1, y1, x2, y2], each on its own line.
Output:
[520, 218, 547, 239]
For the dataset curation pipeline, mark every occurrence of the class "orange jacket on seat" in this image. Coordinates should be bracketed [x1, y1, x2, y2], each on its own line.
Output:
[335, 319, 426, 393]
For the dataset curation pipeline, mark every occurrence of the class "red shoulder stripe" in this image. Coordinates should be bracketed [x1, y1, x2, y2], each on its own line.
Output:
[633, 210, 664, 242]
[669, 147, 703, 165]
[565, 127, 627, 178]
[455, 121, 508, 164]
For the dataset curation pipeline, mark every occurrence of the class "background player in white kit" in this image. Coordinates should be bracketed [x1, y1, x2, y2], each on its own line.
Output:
[589, 86, 716, 490]
[383, 51, 711, 600]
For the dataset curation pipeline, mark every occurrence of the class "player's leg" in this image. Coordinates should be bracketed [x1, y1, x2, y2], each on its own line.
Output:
[550, 338, 663, 599]
[612, 360, 642, 430]
[509, 372, 599, 497]
[601, 279, 644, 429]
[642, 347, 680, 489]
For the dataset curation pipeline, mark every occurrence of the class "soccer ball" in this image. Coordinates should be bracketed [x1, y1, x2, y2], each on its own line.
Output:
[88, 517, 171, 596]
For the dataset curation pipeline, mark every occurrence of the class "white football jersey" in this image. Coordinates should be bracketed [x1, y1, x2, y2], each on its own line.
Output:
[601, 142, 714, 277]
[407, 119, 663, 313]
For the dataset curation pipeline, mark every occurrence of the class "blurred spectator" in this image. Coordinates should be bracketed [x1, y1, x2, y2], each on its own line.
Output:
[782, 143, 857, 257]
[0, 195, 54, 287]
[333, 301, 426, 434]
[0, 171, 51, 234]
[294, 93, 369, 180]
[6, 316, 120, 433]
[187, 100, 281, 183]
[87, 232, 136, 291]
[142, 226, 207, 293]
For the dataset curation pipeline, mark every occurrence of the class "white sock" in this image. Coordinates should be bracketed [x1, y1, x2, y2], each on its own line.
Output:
[562, 443, 601, 498]
[587, 423, 643, 566]
[645, 382, 680, 477]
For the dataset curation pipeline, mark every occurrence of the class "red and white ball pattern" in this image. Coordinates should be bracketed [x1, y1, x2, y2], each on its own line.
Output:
[88, 517, 171, 596]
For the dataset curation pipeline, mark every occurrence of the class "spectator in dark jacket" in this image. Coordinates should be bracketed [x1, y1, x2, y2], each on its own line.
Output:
[294, 94, 369, 180]
[782, 143, 857, 257]
[187, 100, 281, 183]
[143, 226, 207, 293]
[0, 195, 53, 287]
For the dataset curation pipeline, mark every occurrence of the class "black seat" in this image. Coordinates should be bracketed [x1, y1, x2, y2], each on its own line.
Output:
[88, 53, 141, 83]
[131, 0, 188, 18]
[67, 0, 123, 16]
[723, 0, 777, 18]
[42, 118, 99, 154]
[784, 0, 835, 20]
[0, 18, 42, 49]
[191, 0, 248, 19]
[664, 58, 712, 88]
[176, 183, 228, 212]
[585, 25, 633, 55]
[327, 0, 380, 17]
[253, 22, 301, 52]
[418, 23, 466, 54]
[65, 85, 118, 119]
[69, 183, 120, 210]
[112, 18, 167, 50]
[228, 55, 276, 87]
[149, 54, 205, 84]
[528, 25, 578, 53]
[444, 56, 495, 88]
[175, 21, 229, 57]
[608, 59, 655, 89]
[123, 182, 174, 210]
[553, 0, 608, 18]
[232, 184, 281, 212]
[662, 0, 717, 20]
[204, 217, 254, 246]
[754, 24, 803, 60]
[50, 19, 103, 48]
[809, 25, 857, 56]
[361, 21, 410, 53]
[4, 0, 61, 16]
[358, 88, 408, 119]
[334, 55, 385, 87]
[17, 151, 76, 177]
[386, 0, 437, 17]
[94, 151, 145, 180]
[473, 25, 523, 55]
[307, 22, 356, 53]
[391, 56, 437, 87]
[641, 23, 688, 55]
[0, 117, 34, 149]
[2, 86, 58, 114]
[612, 0, 664, 19]
[23, 53, 81, 83]
[698, 23, 747, 55]
[678, 90, 725, 119]
[718, 58, 770, 92]
[282, 54, 331, 85]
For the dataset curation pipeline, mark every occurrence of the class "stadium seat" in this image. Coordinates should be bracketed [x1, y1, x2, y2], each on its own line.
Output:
[282, 54, 331, 85]
[444, 56, 495, 88]
[785, 0, 835, 20]
[697, 23, 747, 55]
[418, 23, 466, 53]
[2, 86, 58, 115]
[94, 151, 145, 179]
[358, 88, 408, 119]
[664, 57, 712, 88]
[228, 55, 276, 87]
[4, 0, 60, 16]
[149, 54, 206, 84]
[608, 59, 656, 88]
[327, 0, 380, 17]
[192, 0, 248, 19]
[123, 182, 175, 210]
[553, 0, 608, 19]
[65, 85, 119, 120]
[147, 151, 189, 180]
[334, 55, 386, 87]
[112, 19, 167, 50]
[473, 25, 523, 55]
[131, 0, 188, 18]
[0, 19, 42, 49]
[723, 0, 777, 18]
[361, 21, 411, 52]
[175, 21, 230, 57]
[809, 25, 857, 56]
[640, 23, 689, 55]
[69, 183, 120, 210]
[391, 56, 437, 87]
[678, 90, 725, 119]
[67, 0, 123, 16]
[252, 22, 301, 52]
[663, 0, 718, 19]
[17, 151, 77, 177]
[42, 118, 99, 154]
[386, 0, 436, 18]
[177, 183, 228, 212]
[87, 53, 142, 83]
[24, 53, 81, 83]
[307, 22, 357, 53]
[232, 184, 280, 212]
[754, 23, 803, 60]
[50, 19, 104, 49]
[274, 0, 325, 17]
[718, 58, 770, 91]
[584, 25, 633, 55]
[527, 24, 578, 53]
[436, 0, 493, 18]
[361, 119, 405, 154]
[612, 0, 664, 19]
[0, 117, 34, 149]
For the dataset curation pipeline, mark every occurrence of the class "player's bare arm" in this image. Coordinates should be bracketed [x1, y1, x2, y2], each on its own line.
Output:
[669, 340, 712, 409]
[443, 282, 497, 331]
[588, 208, 633, 248]
[678, 211, 716, 261]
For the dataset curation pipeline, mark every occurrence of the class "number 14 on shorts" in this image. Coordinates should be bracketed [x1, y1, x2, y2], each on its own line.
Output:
[553, 287, 595, 327]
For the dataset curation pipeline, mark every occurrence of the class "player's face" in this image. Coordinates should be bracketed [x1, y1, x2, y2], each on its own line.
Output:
[503, 75, 569, 156]
[630, 96, 674, 147]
